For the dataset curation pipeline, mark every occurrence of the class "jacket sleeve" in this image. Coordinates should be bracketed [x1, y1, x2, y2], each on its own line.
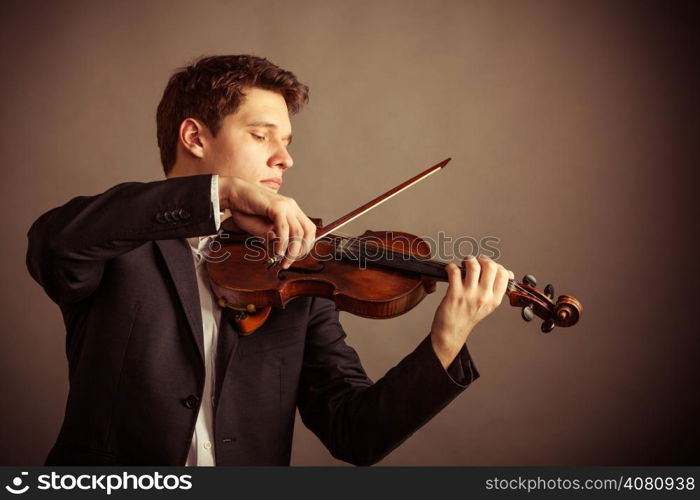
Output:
[296, 297, 479, 466]
[26, 174, 218, 306]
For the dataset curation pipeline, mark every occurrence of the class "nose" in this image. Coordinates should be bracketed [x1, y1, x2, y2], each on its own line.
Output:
[269, 142, 293, 171]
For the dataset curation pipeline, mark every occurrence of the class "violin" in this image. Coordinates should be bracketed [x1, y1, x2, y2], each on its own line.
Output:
[205, 159, 582, 334]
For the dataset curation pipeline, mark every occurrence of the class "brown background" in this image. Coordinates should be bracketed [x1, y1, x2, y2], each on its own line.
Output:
[1, 0, 698, 466]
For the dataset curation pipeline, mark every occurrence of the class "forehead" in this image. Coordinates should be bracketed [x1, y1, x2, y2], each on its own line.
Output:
[227, 87, 291, 129]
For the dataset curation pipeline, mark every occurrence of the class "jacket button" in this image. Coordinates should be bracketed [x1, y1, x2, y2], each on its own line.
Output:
[179, 209, 191, 219]
[170, 210, 180, 221]
[164, 211, 173, 222]
[156, 213, 166, 223]
[184, 395, 199, 409]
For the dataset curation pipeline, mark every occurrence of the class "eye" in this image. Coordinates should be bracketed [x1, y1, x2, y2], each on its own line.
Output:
[251, 133, 266, 141]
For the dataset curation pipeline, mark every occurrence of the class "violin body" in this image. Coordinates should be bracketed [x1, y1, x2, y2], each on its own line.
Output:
[206, 229, 439, 333]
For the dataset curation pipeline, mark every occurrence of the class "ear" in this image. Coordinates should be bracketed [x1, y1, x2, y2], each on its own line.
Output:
[178, 118, 207, 159]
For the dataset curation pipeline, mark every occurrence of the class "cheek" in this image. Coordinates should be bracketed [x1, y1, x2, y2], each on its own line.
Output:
[218, 144, 265, 179]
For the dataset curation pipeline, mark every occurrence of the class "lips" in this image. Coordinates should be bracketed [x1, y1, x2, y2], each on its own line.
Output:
[261, 178, 282, 189]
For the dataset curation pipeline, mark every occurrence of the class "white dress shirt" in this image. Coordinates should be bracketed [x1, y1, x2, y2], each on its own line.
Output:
[185, 175, 222, 466]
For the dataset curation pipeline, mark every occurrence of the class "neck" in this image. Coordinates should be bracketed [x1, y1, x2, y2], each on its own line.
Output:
[167, 158, 210, 179]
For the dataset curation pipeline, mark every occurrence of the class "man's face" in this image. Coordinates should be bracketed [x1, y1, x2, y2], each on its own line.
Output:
[202, 87, 294, 192]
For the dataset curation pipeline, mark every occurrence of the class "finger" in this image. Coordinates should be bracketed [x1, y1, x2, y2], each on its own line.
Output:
[477, 254, 497, 291]
[493, 265, 510, 304]
[299, 215, 317, 257]
[444, 262, 464, 297]
[222, 216, 242, 233]
[272, 214, 290, 259]
[463, 255, 479, 290]
[281, 222, 304, 269]
[261, 229, 274, 258]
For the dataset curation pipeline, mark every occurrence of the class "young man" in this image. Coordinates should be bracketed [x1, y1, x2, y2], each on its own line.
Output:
[27, 55, 513, 466]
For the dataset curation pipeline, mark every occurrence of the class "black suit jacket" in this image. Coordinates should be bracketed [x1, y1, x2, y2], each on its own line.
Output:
[26, 174, 479, 465]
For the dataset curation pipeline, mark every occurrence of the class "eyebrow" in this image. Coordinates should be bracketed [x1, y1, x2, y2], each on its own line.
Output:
[246, 121, 293, 145]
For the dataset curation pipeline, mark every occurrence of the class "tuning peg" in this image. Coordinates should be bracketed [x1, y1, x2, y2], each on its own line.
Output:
[544, 283, 555, 299]
[523, 274, 537, 287]
[541, 318, 555, 333]
[521, 304, 534, 322]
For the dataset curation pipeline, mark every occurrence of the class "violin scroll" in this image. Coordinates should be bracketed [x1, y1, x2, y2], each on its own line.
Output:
[507, 274, 582, 333]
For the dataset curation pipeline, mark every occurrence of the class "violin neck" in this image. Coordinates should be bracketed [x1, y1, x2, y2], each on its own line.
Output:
[335, 244, 521, 291]
[332, 237, 517, 290]
[334, 242, 454, 281]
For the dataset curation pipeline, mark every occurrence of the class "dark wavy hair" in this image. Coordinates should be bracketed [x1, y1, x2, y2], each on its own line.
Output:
[156, 55, 309, 174]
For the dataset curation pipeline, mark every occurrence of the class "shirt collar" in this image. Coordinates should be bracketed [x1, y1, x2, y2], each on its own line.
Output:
[187, 235, 217, 266]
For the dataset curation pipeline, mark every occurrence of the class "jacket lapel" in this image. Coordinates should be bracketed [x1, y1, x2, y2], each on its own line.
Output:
[155, 239, 204, 363]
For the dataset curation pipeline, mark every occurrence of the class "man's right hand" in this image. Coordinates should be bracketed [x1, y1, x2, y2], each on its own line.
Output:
[218, 176, 316, 269]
